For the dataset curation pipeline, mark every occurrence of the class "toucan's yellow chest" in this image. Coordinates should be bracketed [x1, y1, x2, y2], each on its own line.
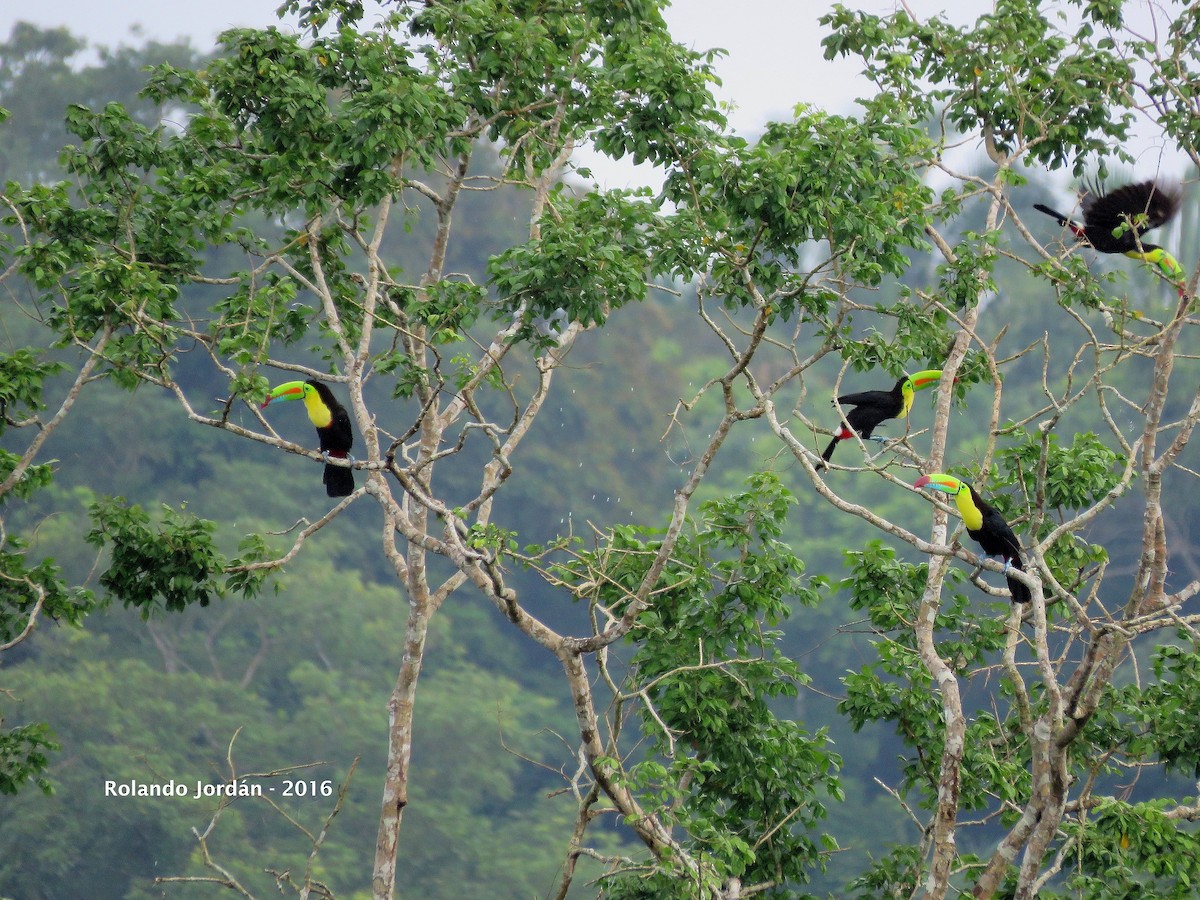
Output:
[302, 391, 333, 428]
[953, 488, 984, 531]
[898, 385, 915, 420]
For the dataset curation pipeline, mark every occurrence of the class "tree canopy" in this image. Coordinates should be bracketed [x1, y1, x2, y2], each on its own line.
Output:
[3, 1, 1200, 898]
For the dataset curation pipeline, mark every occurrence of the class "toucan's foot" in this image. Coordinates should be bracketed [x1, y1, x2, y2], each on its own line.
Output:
[1002, 559, 1011, 575]
[868, 436, 888, 444]
[321, 451, 357, 464]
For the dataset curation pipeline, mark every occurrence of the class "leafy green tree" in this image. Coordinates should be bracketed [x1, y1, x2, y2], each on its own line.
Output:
[4, 1, 1200, 899]
[7, 2, 822, 896]
[813, 2, 1200, 898]
[0, 20, 211, 802]
[0, 22, 207, 184]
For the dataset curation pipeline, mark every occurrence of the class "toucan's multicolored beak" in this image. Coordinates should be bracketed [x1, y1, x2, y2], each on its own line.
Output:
[908, 369, 943, 391]
[914, 473, 963, 494]
[261, 381, 307, 409]
[1144, 248, 1186, 283]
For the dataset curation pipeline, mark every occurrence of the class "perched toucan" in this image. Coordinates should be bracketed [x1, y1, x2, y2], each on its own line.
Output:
[819, 370, 943, 468]
[261, 380, 355, 497]
[914, 473, 1031, 604]
[1033, 180, 1186, 286]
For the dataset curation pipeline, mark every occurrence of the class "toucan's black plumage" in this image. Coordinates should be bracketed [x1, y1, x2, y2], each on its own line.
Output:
[915, 474, 1031, 604]
[819, 370, 941, 468]
[821, 379, 905, 466]
[262, 380, 355, 497]
[308, 381, 354, 497]
[1033, 180, 1180, 255]
[969, 495, 1029, 604]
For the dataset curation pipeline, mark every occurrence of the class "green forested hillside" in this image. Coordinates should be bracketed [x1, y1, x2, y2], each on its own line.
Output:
[3, 4, 1200, 899]
[0, 24, 617, 899]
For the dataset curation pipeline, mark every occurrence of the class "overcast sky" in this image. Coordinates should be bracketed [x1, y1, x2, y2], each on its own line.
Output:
[0, 0, 974, 131]
[0, 1, 1184, 188]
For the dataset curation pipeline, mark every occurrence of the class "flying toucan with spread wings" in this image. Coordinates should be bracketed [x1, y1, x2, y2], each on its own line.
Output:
[819, 370, 943, 468]
[914, 473, 1031, 604]
[261, 380, 355, 497]
[1033, 180, 1186, 287]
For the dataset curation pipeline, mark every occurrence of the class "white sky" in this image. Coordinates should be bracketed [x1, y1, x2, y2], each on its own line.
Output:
[0, 1, 973, 132]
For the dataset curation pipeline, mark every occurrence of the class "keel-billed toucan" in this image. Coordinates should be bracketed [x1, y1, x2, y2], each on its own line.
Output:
[914, 473, 1031, 604]
[1033, 180, 1186, 286]
[820, 370, 943, 468]
[262, 380, 355, 497]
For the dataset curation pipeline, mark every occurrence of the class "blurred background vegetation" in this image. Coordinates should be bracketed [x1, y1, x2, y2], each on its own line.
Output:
[1, 19, 1198, 899]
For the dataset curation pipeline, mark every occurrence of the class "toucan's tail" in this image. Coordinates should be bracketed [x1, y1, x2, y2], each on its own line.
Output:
[819, 430, 850, 469]
[1006, 556, 1031, 604]
[820, 437, 839, 464]
[323, 458, 355, 497]
[1033, 203, 1076, 230]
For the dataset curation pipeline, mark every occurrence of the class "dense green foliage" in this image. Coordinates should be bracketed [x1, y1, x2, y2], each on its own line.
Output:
[559, 475, 839, 896]
[2, 1, 1200, 898]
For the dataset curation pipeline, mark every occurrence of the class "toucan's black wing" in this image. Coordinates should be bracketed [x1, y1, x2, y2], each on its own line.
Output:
[316, 400, 354, 497]
[318, 406, 353, 455]
[820, 404, 890, 466]
[970, 503, 1022, 560]
[1081, 180, 1180, 251]
[821, 380, 906, 469]
[844, 404, 893, 440]
[834, 388, 897, 409]
[831, 384, 905, 441]
[967, 497, 1029, 603]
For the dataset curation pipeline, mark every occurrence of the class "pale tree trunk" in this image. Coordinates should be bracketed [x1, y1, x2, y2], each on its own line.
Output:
[372, 591, 431, 899]
[971, 234, 1199, 896]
